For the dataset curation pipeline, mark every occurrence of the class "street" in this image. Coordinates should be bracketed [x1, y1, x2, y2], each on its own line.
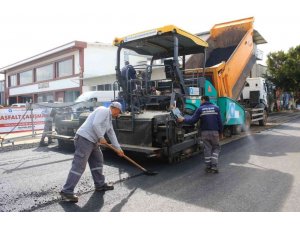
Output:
[1, 112, 300, 212]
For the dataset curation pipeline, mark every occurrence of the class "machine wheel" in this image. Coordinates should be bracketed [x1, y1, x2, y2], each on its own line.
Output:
[223, 126, 232, 137]
[232, 125, 242, 135]
[259, 110, 268, 126]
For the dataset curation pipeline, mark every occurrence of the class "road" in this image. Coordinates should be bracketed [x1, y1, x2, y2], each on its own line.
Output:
[1, 111, 300, 212]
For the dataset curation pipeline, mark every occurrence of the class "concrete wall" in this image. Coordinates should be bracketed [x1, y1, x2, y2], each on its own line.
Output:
[82, 43, 149, 91]
[83, 43, 116, 78]
[83, 43, 149, 79]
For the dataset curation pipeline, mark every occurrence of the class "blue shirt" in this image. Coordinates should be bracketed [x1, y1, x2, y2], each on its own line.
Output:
[184, 101, 223, 133]
[121, 65, 137, 80]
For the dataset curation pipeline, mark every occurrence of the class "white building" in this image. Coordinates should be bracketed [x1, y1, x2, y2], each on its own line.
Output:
[81, 42, 149, 94]
[0, 41, 148, 105]
[0, 74, 4, 105]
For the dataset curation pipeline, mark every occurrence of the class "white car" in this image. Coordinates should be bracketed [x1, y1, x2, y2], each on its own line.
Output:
[11, 103, 27, 108]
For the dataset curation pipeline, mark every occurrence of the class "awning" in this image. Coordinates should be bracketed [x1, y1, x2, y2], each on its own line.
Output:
[113, 25, 208, 60]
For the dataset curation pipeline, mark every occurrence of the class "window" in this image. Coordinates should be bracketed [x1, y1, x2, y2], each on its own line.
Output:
[97, 85, 105, 91]
[97, 84, 112, 91]
[105, 84, 112, 91]
[37, 92, 53, 102]
[0, 81, 4, 91]
[58, 58, 73, 77]
[65, 90, 80, 102]
[19, 70, 33, 85]
[9, 74, 17, 87]
[36, 64, 53, 82]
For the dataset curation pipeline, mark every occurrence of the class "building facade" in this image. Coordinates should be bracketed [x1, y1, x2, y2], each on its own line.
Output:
[0, 41, 88, 104]
[81, 42, 149, 94]
[0, 74, 4, 105]
[0, 41, 150, 105]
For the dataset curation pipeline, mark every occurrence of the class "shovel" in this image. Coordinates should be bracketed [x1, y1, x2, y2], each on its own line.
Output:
[104, 143, 158, 176]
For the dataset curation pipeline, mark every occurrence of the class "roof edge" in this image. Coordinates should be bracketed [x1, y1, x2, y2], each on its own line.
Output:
[0, 41, 87, 73]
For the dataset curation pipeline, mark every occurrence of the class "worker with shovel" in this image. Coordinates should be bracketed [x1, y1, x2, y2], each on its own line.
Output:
[60, 102, 124, 203]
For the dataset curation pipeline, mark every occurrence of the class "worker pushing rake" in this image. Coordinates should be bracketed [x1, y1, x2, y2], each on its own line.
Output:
[59, 101, 157, 203]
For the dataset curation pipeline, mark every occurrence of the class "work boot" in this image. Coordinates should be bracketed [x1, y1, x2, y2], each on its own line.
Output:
[211, 166, 219, 174]
[95, 182, 114, 192]
[60, 191, 79, 203]
[39, 142, 48, 147]
[205, 167, 212, 173]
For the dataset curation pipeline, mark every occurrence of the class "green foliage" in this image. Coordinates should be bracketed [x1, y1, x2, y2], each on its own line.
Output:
[266, 45, 300, 92]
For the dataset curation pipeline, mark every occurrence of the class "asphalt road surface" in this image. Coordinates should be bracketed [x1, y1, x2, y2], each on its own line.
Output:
[1, 112, 300, 212]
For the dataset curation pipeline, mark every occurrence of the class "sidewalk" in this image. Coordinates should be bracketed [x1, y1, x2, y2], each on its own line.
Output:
[0, 130, 44, 149]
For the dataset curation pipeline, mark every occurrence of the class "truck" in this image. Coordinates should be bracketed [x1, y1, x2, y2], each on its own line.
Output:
[241, 77, 268, 126]
[52, 17, 267, 162]
[185, 17, 268, 136]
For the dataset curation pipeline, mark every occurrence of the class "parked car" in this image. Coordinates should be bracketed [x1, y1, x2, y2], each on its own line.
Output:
[11, 103, 27, 108]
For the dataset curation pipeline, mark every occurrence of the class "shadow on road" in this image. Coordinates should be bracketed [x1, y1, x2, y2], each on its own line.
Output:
[121, 152, 293, 211]
[110, 187, 137, 212]
[21, 115, 300, 211]
[58, 191, 105, 212]
[116, 119, 300, 211]
[44, 119, 299, 211]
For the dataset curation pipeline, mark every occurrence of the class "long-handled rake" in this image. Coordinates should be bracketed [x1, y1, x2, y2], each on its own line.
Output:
[104, 143, 158, 176]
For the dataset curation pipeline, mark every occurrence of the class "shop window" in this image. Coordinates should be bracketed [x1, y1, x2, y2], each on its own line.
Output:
[37, 92, 53, 102]
[36, 64, 54, 82]
[19, 96, 32, 103]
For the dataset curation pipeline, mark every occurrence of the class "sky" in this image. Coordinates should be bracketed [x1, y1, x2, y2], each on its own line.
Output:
[0, 0, 299, 70]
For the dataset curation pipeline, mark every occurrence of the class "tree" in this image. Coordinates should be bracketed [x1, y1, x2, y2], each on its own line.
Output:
[266, 45, 300, 93]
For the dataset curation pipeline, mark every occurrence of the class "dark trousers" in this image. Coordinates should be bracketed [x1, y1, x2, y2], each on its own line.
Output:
[62, 135, 105, 194]
[201, 130, 221, 168]
[41, 121, 52, 144]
